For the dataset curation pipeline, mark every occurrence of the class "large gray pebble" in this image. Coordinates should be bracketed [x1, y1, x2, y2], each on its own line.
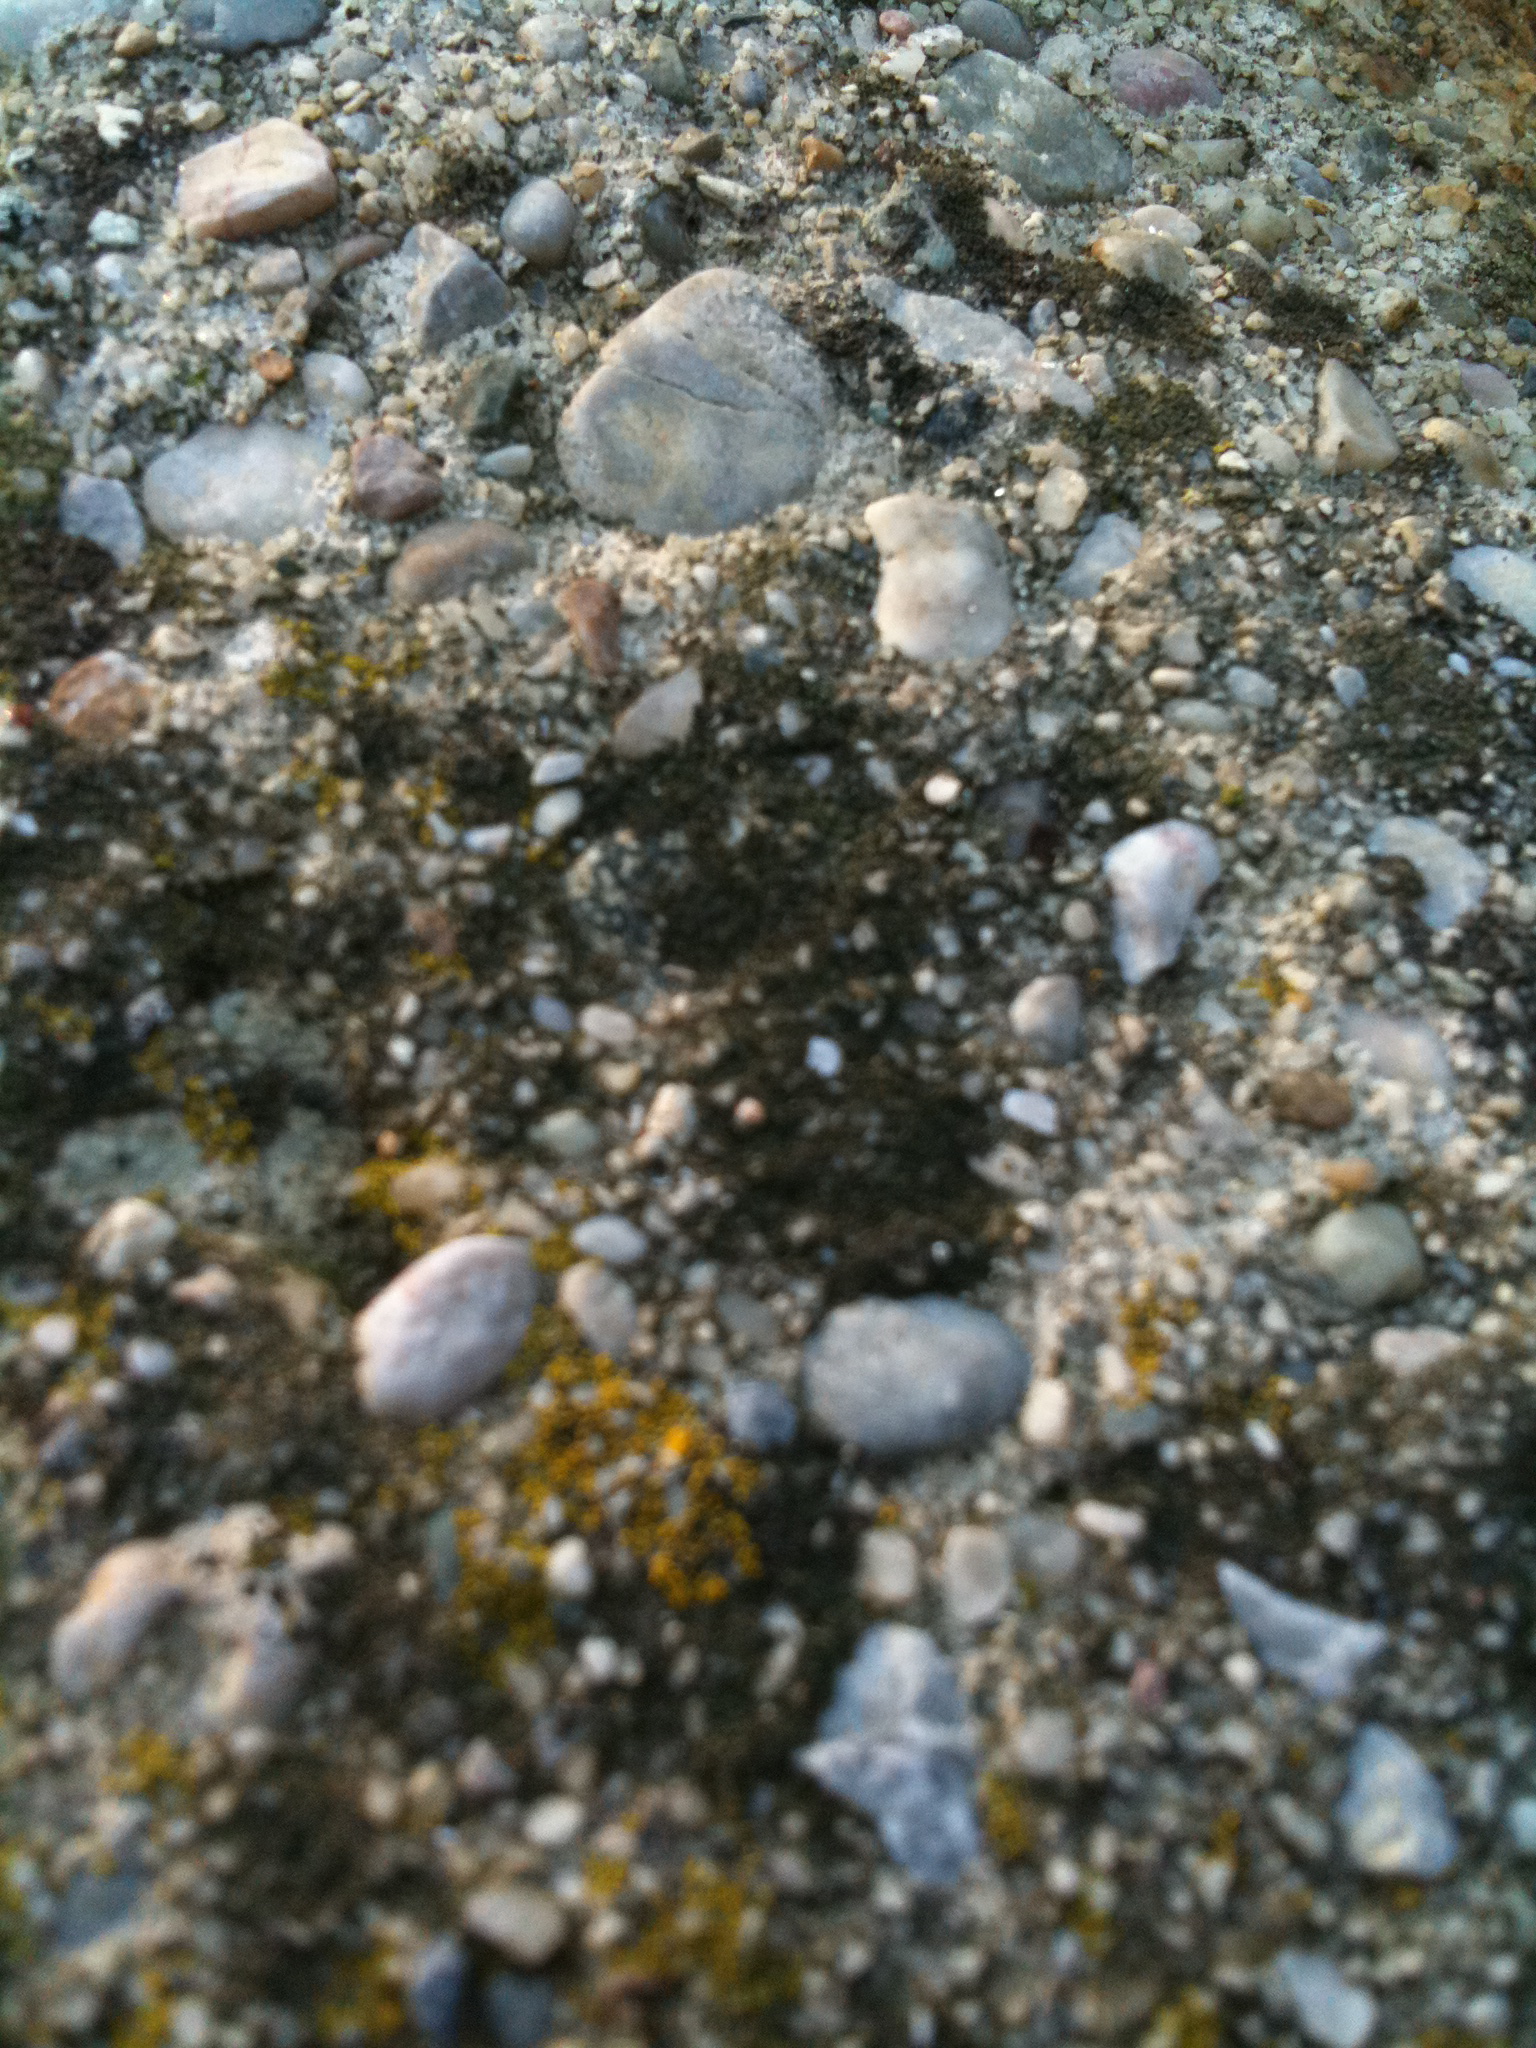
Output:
[866, 493, 1013, 662]
[804, 1294, 1031, 1457]
[501, 178, 579, 271]
[955, 0, 1031, 59]
[1007, 974, 1082, 1064]
[1308, 1204, 1424, 1310]
[183, 0, 324, 51]
[937, 53, 1131, 203]
[1336, 1725, 1457, 1878]
[558, 268, 830, 537]
[355, 1235, 537, 1419]
[142, 422, 327, 544]
[406, 223, 511, 357]
[59, 473, 144, 568]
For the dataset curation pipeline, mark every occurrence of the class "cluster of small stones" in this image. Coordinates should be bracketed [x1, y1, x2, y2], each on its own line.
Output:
[3, 0, 1536, 2042]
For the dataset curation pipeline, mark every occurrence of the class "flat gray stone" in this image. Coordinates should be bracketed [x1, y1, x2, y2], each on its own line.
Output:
[804, 1294, 1031, 1457]
[937, 53, 1132, 204]
[59, 473, 144, 568]
[387, 520, 531, 607]
[142, 422, 327, 544]
[955, 0, 1031, 59]
[182, 0, 325, 52]
[1336, 1725, 1457, 1879]
[405, 223, 512, 357]
[558, 268, 830, 537]
[1451, 543, 1536, 635]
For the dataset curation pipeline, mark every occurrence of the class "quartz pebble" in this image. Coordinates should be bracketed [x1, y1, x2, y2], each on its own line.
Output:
[1337, 1007, 1452, 1092]
[937, 54, 1132, 203]
[1107, 45, 1222, 114]
[351, 433, 443, 523]
[1059, 513, 1141, 598]
[388, 521, 530, 608]
[354, 1235, 537, 1420]
[50, 1539, 184, 1699]
[857, 1528, 920, 1606]
[569, 1215, 648, 1265]
[865, 493, 1013, 662]
[517, 12, 588, 61]
[1007, 976, 1083, 1063]
[82, 1196, 177, 1279]
[1034, 464, 1090, 530]
[1217, 1561, 1387, 1700]
[175, 119, 337, 241]
[1308, 1204, 1424, 1310]
[860, 276, 1092, 417]
[1092, 228, 1191, 296]
[501, 178, 579, 271]
[1370, 1326, 1461, 1375]
[797, 1624, 979, 1886]
[302, 352, 372, 423]
[47, 651, 154, 749]
[612, 668, 703, 758]
[462, 1886, 568, 1967]
[1102, 821, 1221, 985]
[558, 269, 830, 536]
[1014, 1707, 1076, 1779]
[406, 224, 512, 357]
[556, 1260, 637, 1357]
[803, 1294, 1031, 1457]
[940, 1526, 1012, 1627]
[1335, 1724, 1457, 1879]
[1450, 544, 1536, 635]
[143, 422, 328, 545]
[59, 473, 144, 568]
[1315, 360, 1400, 476]
[544, 1535, 595, 1601]
[1269, 1952, 1378, 2048]
[1366, 816, 1488, 930]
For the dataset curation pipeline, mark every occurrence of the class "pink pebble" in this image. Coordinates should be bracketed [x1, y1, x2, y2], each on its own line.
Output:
[880, 8, 915, 39]
[1107, 45, 1223, 115]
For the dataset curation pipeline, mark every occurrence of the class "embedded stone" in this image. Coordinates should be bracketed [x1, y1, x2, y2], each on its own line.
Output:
[175, 119, 338, 241]
[1315, 360, 1400, 476]
[47, 650, 154, 748]
[865, 492, 1013, 662]
[387, 520, 531, 607]
[354, 1235, 538, 1420]
[350, 433, 443, 522]
[1107, 45, 1222, 114]
[937, 53, 1132, 203]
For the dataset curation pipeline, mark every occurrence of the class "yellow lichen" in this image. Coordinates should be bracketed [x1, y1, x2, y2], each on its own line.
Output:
[603, 1858, 800, 2020]
[1142, 1989, 1220, 2048]
[107, 1730, 197, 1800]
[1239, 955, 1309, 1013]
[978, 1774, 1032, 1863]
[448, 1508, 554, 1674]
[180, 1076, 256, 1167]
[348, 1141, 478, 1255]
[110, 1980, 173, 2048]
[315, 1943, 407, 2045]
[530, 1227, 582, 1276]
[21, 994, 93, 1048]
[583, 1851, 631, 1905]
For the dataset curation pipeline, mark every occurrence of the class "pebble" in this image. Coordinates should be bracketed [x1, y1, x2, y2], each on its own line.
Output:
[557, 577, 623, 675]
[301, 352, 372, 423]
[859, 276, 1092, 417]
[483, 1974, 555, 2048]
[724, 1377, 798, 1451]
[87, 208, 140, 249]
[50, 1539, 184, 1699]
[640, 190, 694, 270]
[1269, 1071, 1352, 1130]
[1370, 1325, 1461, 1375]
[544, 1534, 594, 1601]
[406, 1936, 468, 2048]
[1507, 1797, 1536, 1854]
[1237, 200, 1295, 258]
[936, 53, 1132, 204]
[1106, 45, 1223, 114]
[1460, 360, 1519, 411]
[1015, 1707, 1076, 1779]
[1365, 816, 1488, 930]
[143, 421, 328, 544]
[519, 10, 588, 59]
[351, 433, 443, 523]
[462, 1886, 568, 1967]
[556, 1260, 637, 1357]
[864, 493, 1013, 662]
[47, 651, 154, 749]
[175, 119, 338, 241]
[1315, 360, 1400, 476]
[532, 790, 581, 840]
[1330, 663, 1368, 708]
[1034, 465, 1090, 530]
[569, 1214, 647, 1265]
[1009, 974, 1084, 1064]
[796, 1624, 979, 1886]
[857, 1527, 920, 1606]
[558, 269, 830, 536]
[940, 1526, 1011, 1627]
[478, 444, 535, 481]
[1308, 1203, 1425, 1310]
[1269, 1953, 1378, 2048]
[1217, 1561, 1386, 1700]
[1102, 821, 1221, 986]
[388, 521, 531, 608]
[406, 224, 512, 356]
[354, 1235, 538, 1420]
[1224, 664, 1277, 710]
[612, 667, 704, 758]
[1337, 1007, 1452, 1092]
[1449, 544, 1536, 636]
[1059, 513, 1142, 598]
[500, 178, 579, 271]
[82, 1196, 177, 1279]
[1335, 1724, 1458, 1879]
[183, 0, 325, 52]
[803, 1294, 1031, 1457]
[1001, 1088, 1057, 1134]
[123, 1336, 177, 1383]
[454, 355, 523, 441]
[953, 0, 1030, 59]
[1092, 228, 1191, 297]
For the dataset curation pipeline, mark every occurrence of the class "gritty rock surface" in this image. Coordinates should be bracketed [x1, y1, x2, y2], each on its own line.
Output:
[387, 520, 531, 607]
[350, 433, 444, 523]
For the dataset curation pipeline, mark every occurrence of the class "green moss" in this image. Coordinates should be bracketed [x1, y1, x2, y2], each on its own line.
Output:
[1331, 617, 1498, 794]
[1466, 197, 1536, 322]
[1082, 378, 1216, 462]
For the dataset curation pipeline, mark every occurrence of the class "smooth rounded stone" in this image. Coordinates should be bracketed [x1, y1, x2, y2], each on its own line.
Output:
[407, 1936, 468, 2048]
[1007, 974, 1082, 1064]
[49, 1539, 184, 1699]
[175, 120, 338, 242]
[1092, 227, 1191, 295]
[47, 651, 154, 749]
[804, 1294, 1031, 1458]
[143, 421, 327, 544]
[612, 667, 704, 758]
[1308, 1204, 1424, 1311]
[1034, 464, 1089, 530]
[531, 1107, 602, 1158]
[556, 1259, 636, 1357]
[483, 1972, 556, 2048]
[728, 63, 768, 109]
[1224, 663, 1277, 710]
[517, 12, 588, 61]
[569, 1214, 647, 1264]
[865, 493, 1012, 662]
[183, 0, 325, 52]
[1330, 662, 1368, 708]
[1127, 203, 1202, 247]
[1102, 821, 1221, 986]
[857, 1527, 920, 1607]
[1217, 1561, 1386, 1701]
[1366, 816, 1487, 930]
[1237, 199, 1295, 257]
[351, 433, 443, 522]
[200, 1602, 310, 1730]
[1014, 1707, 1076, 1779]
[500, 178, 579, 271]
[1107, 45, 1222, 114]
[1270, 1070, 1352, 1130]
[724, 1377, 798, 1451]
[83, 1196, 177, 1279]
[544, 1534, 594, 1601]
[940, 1526, 1011, 1628]
[354, 1235, 537, 1420]
[1268, 1953, 1377, 2048]
[557, 269, 831, 537]
[937, 53, 1132, 203]
[1059, 512, 1141, 597]
[640, 190, 693, 270]
[479, 443, 535, 481]
[462, 1886, 568, 1968]
[388, 520, 531, 607]
[1336, 1725, 1457, 1879]
[1337, 1007, 1451, 1093]
[1461, 359, 1519, 411]
[406, 223, 512, 356]
[1508, 1797, 1536, 1854]
[1315, 360, 1400, 476]
[955, 0, 1030, 57]
[1371, 1326, 1461, 1377]
[796, 1624, 979, 1886]
[302, 352, 371, 423]
[1449, 544, 1536, 636]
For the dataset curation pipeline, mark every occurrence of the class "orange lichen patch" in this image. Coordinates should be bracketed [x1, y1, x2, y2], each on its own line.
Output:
[601, 1858, 800, 2019]
[1118, 1285, 1194, 1403]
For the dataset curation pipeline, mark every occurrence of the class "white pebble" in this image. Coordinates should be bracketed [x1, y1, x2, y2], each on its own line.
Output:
[923, 772, 963, 806]
[1217, 1560, 1387, 1700]
[532, 749, 585, 786]
[557, 1259, 637, 1357]
[354, 1236, 537, 1420]
[806, 1035, 843, 1079]
[82, 1197, 177, 1280]
[545, 1534, 595, 1601]
[856, 1528, 920, 1607]
[569, 1214, 648, 1265]
[531, 789, 582, 839]
[29, 1313, 78, 1362]
[1072, 1501, 1145, 1545]
[1268, 1953, 1377, 2048]
[940, 1526, 1012, 1627]
[1001, 1088, 1058, 1135]
[1366, 816, 1488, 930]
[123, 1336, 177, 1383]
[1014, 1707, 1077, 1780]
[1336, 1724, 1458, 1878]
[523, 1793, 585, 1849]
[1102, 821, 1221, 985]
[49, 1540, 185, 1700]
[1021, 1375, 1071, 1447]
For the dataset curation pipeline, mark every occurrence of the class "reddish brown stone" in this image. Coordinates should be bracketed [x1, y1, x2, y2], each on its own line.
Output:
[47, 651, 154, 748]
[351, 434, 444, 523]
[1269, 1070, 1353, 1131]
[1363, 52, 1417, 95]
[800, 136, 846, 173]
[557, 577, 623, 675]
[253, 348, 295, 385]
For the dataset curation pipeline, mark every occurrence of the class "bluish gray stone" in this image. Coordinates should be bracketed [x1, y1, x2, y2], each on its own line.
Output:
[142, 422, 327, 544]
[1450, 544, 1536, 637]
[937, 53, 1132, 203]
[1059, 513, 1142, 597]
[797, 1624, 979, 1886]
[1217, 1562, 1387, 1701]
[500, 178, 579, 271]
[955, 0, 1031, 59]
[803, 1295, 1031, 1457]
[1336, 1725, 1457, 1878]
[59, 473, 144, 569]
[1268, 1953, 1377, 2048]
[725, 1378, 797, 1451]
[183, 0, 325, 52]
[407, 1936, 468, 2048]
[483, 1972, 555, 2048]
[406, 224, 512, 357]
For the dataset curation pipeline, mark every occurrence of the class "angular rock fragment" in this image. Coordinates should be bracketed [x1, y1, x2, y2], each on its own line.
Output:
[612, 668, 703, 758]
[1314, 360, 1400, 476]
[1103, 822, 1221, 985]
[1336, 1725, 1457, 1879]
[351, 433, 443, 522]
[937, 53, 1131, 203]
[406, 223, 512, 356]
[1218, 1561, 1387, 1700]
[175, 119, 338, 241]
[1366, 816, 1487, 930]
[865, 493, 1013, 663]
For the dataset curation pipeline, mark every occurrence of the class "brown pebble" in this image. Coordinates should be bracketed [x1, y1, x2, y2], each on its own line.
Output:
[1363, 52, 1416, 95]
[1269, 1070, 1353, 1131]
[175, 119, 338, 243]
[671, 126, 725, 164]
[1319, 1156, 1381, 1199]
[271, 285, 320, 347]
[114, 21, 157, 57]
[47, 652, 154, 749]
[252, 348, 295, 385]
[800, 136, 846, 173]
[557, 577, 623, 675]
[879, 8, 914, 38]
[308, 233, 395, 292]
[351, 433, 444, 523]
[387, 519, 531, 608]
[405, 902, 458, 957]
[568, 161, 605, 203]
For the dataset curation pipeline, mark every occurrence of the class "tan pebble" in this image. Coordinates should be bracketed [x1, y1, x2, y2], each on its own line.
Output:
[350, 432, 444, 522]
[387, 519, 531, 608]
[672, 126, 725, 164]
[1319, 1156, 1381, 1199]
[175, 119, 338, 242]
[569, 160, 605, 202]
[800, 135, 846, 172]
[114, 20, 157, 57]
[252, 348, 294, 385]
[1421, 417, 1503, 486]
[552, 322, 590, 366]
[1269, 1071, 1353, 1131]
[557, 577, 624, 676]
[47, 652, 154, 749]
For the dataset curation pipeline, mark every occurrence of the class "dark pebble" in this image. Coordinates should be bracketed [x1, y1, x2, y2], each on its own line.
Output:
[1507, 316, 1536, 346]
[1523, 366, 1536, 400]
[640, 190, 693, 269]
[453, 354, 523, 440]
[729, 65, 769, 109]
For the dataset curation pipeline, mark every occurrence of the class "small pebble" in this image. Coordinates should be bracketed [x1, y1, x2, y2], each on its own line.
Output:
[354, 1236, 537, 1420]
[501, 178, 579, 271]
[1308, 1204, 1425, 1310]
[1103, 822, 1221, 985]
[1336, 1724, 1457, 1879]
[351, 433, 443, 523]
